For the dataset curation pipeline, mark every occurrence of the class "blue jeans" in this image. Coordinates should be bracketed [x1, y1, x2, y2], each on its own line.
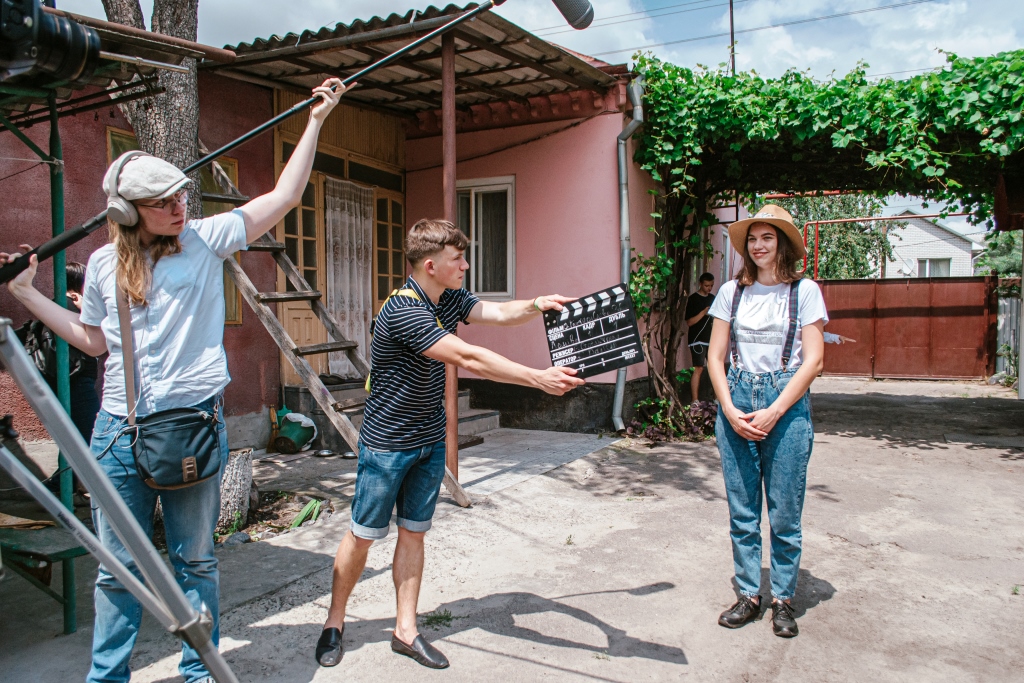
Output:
[350, 440, 446, 540]
[87, 394, 227, 683]
[715, 367, 813, 601]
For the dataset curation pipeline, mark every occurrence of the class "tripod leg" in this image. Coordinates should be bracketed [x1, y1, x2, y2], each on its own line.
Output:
[0, 445, 176, 630]
[0, 320, 239, 683]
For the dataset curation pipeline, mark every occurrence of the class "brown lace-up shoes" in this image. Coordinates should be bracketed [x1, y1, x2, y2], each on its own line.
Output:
[771, 600, 799, 637]
[718, 595, 762, 628]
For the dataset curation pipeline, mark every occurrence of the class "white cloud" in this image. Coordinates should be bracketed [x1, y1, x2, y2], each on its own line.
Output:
[54, 0, 1022, 75]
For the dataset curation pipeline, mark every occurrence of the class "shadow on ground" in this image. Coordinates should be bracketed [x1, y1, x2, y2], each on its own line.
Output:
[812, 393, 1024, 455]
[149, 583, 688, 683]
[729, 568, 837, 618]
[544, 437, 726, 502]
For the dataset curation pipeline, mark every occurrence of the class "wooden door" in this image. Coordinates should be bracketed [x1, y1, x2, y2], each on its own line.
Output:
[278, 175, 328, 385]
[374, 191, 406, 312]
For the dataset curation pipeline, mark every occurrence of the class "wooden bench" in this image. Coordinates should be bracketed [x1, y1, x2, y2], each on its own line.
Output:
[0, 526, 87, 634]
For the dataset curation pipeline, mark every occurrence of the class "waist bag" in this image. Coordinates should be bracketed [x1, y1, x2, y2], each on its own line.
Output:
[364, 287, 442, 394]
[116, 285, 222, 490]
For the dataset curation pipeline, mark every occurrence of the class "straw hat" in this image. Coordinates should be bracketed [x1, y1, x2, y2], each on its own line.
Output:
[728, 204, 807, 260]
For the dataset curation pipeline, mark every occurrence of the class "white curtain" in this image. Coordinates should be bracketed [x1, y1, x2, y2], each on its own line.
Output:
[324, 177, 374, 379]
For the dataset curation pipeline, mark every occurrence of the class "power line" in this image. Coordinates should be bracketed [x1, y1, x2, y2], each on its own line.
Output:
[534, 0, 753, 38]
[866, 66, 941, 78]
[0, 162, 44, 184]
[529, 0, 726, 33]
[588, 0, 938, 58]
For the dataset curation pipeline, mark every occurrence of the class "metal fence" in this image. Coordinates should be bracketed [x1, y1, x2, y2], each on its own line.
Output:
[820, 277, 998, 380]
[997, 297, 1021, 374]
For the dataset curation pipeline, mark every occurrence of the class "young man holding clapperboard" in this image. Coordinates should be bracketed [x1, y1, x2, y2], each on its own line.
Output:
[316, 218, 584, 670]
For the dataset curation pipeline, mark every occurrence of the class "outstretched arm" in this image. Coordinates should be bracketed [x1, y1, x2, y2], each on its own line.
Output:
[238, 78, 353, 243]
[422, 334, 583, 395]
[1, 249, 107, 356]
[467, 294, 576, 326]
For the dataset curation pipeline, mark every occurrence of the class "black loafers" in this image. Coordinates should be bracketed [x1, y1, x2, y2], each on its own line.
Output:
[771, 600, 799, 638]
[718, 595, 762, 628]
[391, 632, 450, 669]
[315, 626, 344, 667]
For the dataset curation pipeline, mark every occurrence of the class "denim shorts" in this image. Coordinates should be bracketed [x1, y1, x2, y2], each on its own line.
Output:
[350, 440, 446, 540]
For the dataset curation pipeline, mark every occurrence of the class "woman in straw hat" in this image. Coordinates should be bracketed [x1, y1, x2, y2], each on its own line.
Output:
[3, 78, 351, 682]
[704, 204, 828, 638]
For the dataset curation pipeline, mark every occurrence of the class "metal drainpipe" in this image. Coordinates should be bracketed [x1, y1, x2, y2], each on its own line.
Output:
[612, 76, 645, 431]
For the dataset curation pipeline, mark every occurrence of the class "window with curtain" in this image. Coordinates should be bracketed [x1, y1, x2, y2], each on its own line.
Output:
[917, 258, 951, 277]
[456, 177, 514, 299]
[106, 128, 243, 324]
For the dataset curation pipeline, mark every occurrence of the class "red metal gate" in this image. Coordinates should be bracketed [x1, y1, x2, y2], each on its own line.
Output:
[819, 277, 998, 379]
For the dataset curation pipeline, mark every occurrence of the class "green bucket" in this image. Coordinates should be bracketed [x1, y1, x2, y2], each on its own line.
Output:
[274, 416, 315, 454]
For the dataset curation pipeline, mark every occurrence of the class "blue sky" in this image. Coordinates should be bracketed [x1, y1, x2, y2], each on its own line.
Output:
[57, 0, 1023, 79]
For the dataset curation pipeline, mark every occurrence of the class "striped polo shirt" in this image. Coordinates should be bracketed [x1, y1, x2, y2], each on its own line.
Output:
[360, 276, 480, 451]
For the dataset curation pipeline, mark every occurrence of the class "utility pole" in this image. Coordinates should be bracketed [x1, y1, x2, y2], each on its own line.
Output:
[729, 0, 736, 75]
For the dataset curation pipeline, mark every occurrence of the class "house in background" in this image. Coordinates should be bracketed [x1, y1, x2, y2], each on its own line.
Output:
[885, 209, 984, 277]
[1, 4, 659, 447]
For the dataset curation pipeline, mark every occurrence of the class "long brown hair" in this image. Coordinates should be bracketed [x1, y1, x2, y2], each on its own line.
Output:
[735, 223, 802, 286]
[108, 218, 181, 305]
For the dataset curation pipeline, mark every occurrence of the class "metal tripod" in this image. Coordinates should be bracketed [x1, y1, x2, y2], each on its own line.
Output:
[0, 317, 239, 683]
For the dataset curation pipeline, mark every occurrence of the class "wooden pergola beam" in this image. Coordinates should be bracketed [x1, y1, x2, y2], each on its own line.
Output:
[283, 56, 445, 109]
[359, 45, 532, 106]
[451, 29, 598, 92]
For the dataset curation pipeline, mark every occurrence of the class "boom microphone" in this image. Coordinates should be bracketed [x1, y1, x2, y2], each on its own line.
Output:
[550, 0, 594, 30]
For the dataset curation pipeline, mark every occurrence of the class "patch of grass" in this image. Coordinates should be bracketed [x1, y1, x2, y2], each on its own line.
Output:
[593, 652, 610, 660]
[565, 534, 574, 546]
[1013, 585, 1020, 596]
[420, 609, 463, 630]
[220, 511, 244, 537]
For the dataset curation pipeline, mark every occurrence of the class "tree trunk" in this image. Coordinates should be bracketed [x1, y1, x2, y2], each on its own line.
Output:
[217, 447, 253, 532]
[100, 0, 202, 220]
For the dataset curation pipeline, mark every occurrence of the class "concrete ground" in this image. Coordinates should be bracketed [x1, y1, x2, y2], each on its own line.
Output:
[2, 378, 1023, 682]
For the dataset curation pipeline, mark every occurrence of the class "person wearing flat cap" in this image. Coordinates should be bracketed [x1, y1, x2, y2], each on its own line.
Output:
[3, 78, 353, 682]
[704, 204, 828, 639]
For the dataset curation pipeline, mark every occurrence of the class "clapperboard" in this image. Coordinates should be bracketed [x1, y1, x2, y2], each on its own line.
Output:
[543, 284, 645, 379]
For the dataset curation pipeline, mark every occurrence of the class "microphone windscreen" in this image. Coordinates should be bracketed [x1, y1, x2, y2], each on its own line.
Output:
[550, 0, 594, 30]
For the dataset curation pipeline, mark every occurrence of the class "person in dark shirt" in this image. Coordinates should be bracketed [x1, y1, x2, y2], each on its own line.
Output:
[316, 218, 584, 671]
[684, 272, 716, 404]
[64, 261, 101, 444]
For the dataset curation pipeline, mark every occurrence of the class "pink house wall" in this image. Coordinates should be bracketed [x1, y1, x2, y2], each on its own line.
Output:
[406, 111, 657, 384]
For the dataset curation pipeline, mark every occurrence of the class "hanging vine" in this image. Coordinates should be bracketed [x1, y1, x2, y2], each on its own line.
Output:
[628, 49, 1024, 419]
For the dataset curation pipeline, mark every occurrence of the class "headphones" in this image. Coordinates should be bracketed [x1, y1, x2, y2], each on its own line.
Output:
[105, 150, 152, 227]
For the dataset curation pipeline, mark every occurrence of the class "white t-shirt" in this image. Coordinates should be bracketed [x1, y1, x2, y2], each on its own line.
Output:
[708, 279, 828, 373]
[80, 210, 248, 416]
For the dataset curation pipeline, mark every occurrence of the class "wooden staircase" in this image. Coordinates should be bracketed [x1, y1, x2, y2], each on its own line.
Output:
[200, 149, 469, 507]
[224, 237, 470, 507]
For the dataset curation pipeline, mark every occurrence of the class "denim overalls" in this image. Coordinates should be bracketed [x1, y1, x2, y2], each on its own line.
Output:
[714, 281, 814, 601]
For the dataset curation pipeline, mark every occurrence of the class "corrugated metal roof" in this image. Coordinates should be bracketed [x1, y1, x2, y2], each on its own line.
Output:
[209, 3, 619, 116]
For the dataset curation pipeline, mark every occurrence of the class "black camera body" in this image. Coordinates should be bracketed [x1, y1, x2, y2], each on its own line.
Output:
[1, 0, 100, 85]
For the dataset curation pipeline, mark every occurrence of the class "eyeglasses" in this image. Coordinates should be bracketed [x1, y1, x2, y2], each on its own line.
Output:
[136, 189, 188, 211]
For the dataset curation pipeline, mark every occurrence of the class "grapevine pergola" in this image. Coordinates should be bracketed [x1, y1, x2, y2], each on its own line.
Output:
[628, 49, 1024, 422]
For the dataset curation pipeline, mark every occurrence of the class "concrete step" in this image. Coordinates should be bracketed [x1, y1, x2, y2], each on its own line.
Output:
[290, 386, 492, 452]
[457, 408, 500, 436]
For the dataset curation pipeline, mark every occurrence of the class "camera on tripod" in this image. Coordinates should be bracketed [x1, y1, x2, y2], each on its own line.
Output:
[0, 0, 100, 85]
